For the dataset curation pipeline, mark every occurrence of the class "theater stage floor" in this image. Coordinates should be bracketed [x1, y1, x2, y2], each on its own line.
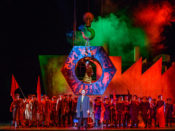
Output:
[0, 124, 175, 131]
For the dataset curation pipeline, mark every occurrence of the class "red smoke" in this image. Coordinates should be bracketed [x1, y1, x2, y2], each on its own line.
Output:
[134, 2, 174, 51]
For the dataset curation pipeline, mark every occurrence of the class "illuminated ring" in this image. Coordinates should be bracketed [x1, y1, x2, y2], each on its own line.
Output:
[61, 46, 116, 95]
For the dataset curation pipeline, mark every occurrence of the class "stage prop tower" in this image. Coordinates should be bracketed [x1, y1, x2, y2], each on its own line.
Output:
[62, 12, 116, 95]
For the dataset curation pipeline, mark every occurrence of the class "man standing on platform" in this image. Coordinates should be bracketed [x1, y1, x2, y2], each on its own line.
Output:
[76, 89, 90, 130]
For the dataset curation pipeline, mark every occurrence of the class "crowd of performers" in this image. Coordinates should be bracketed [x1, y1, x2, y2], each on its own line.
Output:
[93, 95, 174, 128]
[10, 93, 174, 128]
[10, 94, 77, 128]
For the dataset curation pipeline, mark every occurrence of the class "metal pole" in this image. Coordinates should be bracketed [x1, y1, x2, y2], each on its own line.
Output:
[19, 86, 26, 98]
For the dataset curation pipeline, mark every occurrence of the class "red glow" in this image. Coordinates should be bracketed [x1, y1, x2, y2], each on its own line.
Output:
[162, 63, 175, 102]
[134, 2, 173, 50]
[140, 58, 162, 98]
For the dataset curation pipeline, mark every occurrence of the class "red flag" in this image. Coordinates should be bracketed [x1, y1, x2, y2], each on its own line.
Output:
[10, 74, 19, 100]
[37, 76, 41, 102]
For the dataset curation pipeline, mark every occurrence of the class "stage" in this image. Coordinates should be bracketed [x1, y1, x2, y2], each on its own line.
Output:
[0, 124, 175, 130]
[2, 1, 175, 130]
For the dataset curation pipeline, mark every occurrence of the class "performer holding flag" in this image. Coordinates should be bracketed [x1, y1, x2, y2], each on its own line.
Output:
[10, 74, 21, 128]
[10, 74, 19, 100]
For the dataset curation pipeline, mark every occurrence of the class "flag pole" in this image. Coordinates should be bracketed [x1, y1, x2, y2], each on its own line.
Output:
[19, 86, 26, 99]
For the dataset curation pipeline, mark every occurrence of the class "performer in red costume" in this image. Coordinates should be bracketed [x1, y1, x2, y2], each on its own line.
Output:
[116, 96, 124, 128]
[31, 95, 38, 127]
[10, 93, 21, 128]
[123, 96, 130, 128]
[156, 95, 165, 128]
[50, 96, 57, 126]
[129, 95, 139, 128]
[102, 97, 110, 128]
[45, 96, 51, 127]
[37, 96, 45, 127]
[165, 98, 174, 127]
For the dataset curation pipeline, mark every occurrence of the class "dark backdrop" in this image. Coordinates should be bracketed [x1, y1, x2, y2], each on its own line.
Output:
[0, 0, 102, 123]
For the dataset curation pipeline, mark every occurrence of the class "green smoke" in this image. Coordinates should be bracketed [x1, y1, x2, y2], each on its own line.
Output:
[67, 13, 148, 62]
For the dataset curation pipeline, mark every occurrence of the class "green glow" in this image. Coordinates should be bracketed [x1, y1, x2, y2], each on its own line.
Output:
[69, 13, 148, 62]
[39, 55, 71, 97]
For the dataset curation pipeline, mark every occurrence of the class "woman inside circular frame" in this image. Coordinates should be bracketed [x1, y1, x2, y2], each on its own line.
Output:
[75, 57, 102, 84]
[83, 60, 94, 84]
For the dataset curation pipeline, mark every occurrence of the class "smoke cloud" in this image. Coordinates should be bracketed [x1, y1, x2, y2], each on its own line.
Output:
[67, 13, 148, 62]
[133, 1, 174, 52]
[66, 1, 175, 61]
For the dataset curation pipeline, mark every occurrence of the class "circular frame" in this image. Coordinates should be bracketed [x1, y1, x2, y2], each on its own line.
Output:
[74, 57, 102, 84]
[61, 46, 116, 95]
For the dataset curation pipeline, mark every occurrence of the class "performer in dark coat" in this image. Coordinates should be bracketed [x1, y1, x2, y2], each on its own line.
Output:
[103, 97, 110, 128]
[123, 96, 130, 128]
[76, 89, 90, 130]
[116, 96, 124, 127]
[165, 98, 174, 127]
[151, 99, 157, 127]
[139, 96, 150, 128]
[94, 97, 102, 127]
[147, 97, 155, 128]
[109, 97, 116, 127]
[129, 95, 139, 128]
